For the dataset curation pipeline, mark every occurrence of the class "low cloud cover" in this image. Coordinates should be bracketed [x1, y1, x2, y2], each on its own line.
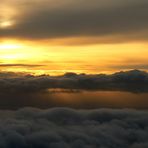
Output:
[0, 69, 148, 93]
[0, 108, 148, 148]
[0, 69, 148, 109]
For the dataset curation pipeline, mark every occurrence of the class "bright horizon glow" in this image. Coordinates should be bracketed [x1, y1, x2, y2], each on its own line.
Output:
[0, 39, 148, 75]
[0, 0, 147, 76]
[0, 43, 23, 50]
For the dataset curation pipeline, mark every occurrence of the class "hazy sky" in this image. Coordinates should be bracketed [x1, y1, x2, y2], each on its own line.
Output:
[0, 0, 148, 75]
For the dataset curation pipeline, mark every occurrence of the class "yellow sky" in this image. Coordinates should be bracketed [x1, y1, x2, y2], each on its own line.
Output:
[0, 38, 148, 75]
[0, 0, 148, 75]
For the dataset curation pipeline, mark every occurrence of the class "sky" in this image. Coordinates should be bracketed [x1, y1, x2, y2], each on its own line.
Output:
[1, 1, 148, 147]
[0, 0, 148, 75]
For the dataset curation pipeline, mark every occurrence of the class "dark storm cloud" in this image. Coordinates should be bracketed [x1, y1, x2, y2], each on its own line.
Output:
[0, 108, 148, 148]
[1, 0, 148, 42]
[0, 69, 148, 93]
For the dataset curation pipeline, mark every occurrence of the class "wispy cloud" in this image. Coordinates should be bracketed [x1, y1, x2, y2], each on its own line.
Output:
[0, 64, 44, 67]
[109, 64, 148, 70]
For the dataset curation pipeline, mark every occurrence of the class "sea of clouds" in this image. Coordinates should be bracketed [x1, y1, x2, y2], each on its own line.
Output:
[0, 108, 148, 148]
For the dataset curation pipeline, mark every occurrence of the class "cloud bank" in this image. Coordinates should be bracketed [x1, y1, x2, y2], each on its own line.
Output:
[1, 0, 148, 43]
[0, 70, 148, 109]
[0, 69, 148, 93]
[0, 108, 148, 148]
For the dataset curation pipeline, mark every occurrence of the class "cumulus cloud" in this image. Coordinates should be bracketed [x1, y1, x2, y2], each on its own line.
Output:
[0, 108, 147, 148]
[0, 0, 148, 43]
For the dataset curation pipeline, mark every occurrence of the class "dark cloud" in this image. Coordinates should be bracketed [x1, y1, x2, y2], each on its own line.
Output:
[0, 108, 148, 148]
[0, 70, 148, 109]
[1, 0, 148, 43]
[0, 69, 148, 93]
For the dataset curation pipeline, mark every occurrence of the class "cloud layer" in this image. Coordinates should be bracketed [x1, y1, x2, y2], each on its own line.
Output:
[0, 108, 148, 148]
[0, 69, 148, 93]
[1, 0, 148, 43]
[0, 70, 148, 109]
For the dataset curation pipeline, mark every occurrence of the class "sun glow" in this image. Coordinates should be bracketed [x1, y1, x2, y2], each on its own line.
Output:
[0, 41, 28, 62]
[0, 43, 22, 50]
[0, 39, 148, 75]
[1, 54, 25, 60]
[0, 20, 14, 29]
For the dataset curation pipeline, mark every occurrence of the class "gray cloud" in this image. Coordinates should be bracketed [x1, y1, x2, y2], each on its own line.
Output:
[0, 108, 148, 148]
[0, 70, 148, 109]
[0, 0, 148, 43]
[0, 69, 148, 93]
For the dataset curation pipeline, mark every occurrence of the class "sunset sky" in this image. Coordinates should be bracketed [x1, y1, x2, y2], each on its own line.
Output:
[1, 2, 148, 147]
[0, 0, 148, 75]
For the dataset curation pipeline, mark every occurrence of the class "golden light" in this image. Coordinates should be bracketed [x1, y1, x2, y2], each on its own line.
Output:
[0, 38, 148, 75]
[0, 21, 14, 28]
[0, 54, 26, 60]
[0, 5, 17, 29]
[0, 41, 26, 63]
[0, 43, 22, 50]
